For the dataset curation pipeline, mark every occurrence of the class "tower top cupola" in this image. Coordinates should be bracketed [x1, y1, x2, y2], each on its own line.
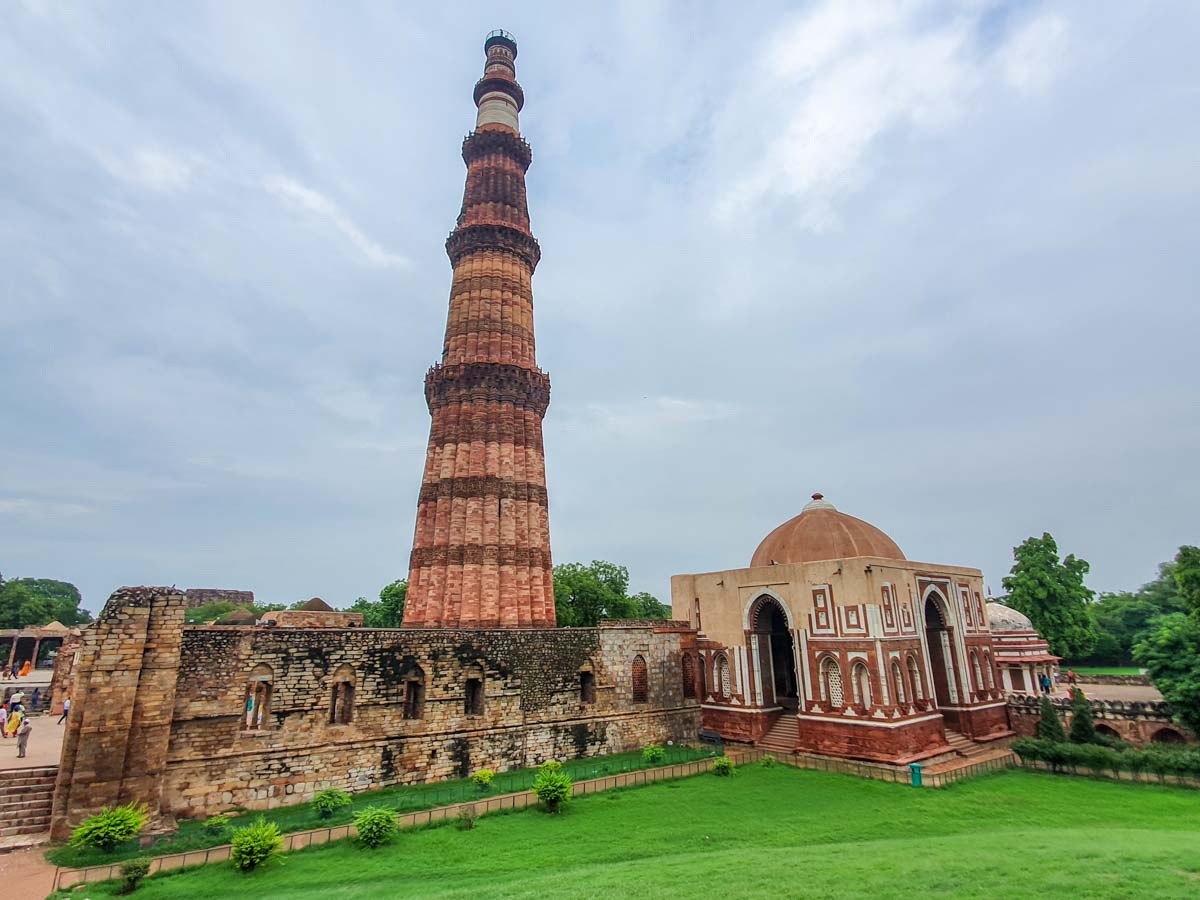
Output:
[474, 30, 524, 133]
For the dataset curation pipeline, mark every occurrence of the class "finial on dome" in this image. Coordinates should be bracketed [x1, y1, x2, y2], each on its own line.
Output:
[802, 492, 835, 511]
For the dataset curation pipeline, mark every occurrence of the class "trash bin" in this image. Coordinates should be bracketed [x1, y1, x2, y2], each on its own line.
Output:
[909, 762, 923, 787]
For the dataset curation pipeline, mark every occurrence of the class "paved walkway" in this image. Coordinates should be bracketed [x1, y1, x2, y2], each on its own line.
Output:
[1073, 681, 1163, 702]
[0, 715, 66, 771]
[0, 845, 56, 899]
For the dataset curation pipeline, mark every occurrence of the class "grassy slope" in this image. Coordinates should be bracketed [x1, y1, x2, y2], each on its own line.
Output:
[1069, 666, 1145, 676]
[56, 766, 1200, 899]
[48, 745, 713, 867]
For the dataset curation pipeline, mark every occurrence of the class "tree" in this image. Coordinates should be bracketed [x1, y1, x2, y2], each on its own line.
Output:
[1133, 547, 1200, 736]
[1036, 695, 1065, 742]
[1002, 533, 1098, 659]
[1084, 558, 1189, 666]
[346, 580, 407, 628]
[1173, 545, 1200, 615]
[0, 577, 90, 629]
[552, 561, 668, 627]
[1068, 688, 1097, 744]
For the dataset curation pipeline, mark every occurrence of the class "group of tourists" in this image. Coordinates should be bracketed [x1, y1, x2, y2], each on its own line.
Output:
[0, 694, 33, 757]
[1038, 668, 1078, 695]
[2, 660, 32, 680]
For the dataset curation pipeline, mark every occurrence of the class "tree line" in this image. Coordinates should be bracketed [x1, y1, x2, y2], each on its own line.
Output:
[1003, 534, 1200, 738]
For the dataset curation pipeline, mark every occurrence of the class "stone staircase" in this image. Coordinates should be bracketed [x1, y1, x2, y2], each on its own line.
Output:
[0, 765, 57, 843]
[757, 714, 800, 754]
[942, 729, 1000, 760]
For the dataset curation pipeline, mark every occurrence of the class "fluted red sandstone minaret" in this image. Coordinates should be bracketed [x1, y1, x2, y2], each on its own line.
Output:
[403, 31, 555, 628]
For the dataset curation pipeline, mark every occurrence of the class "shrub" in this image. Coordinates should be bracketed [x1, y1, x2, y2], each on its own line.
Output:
[203, 815, 231, 839]
[354, 806, 398, 848]
[641, 743, 667, 766]
[472, 768, 495, 790]
[532, 760, 573, 813]
[230, 818, 282, 872]
[759, 753, 777, 768]
[118, 857, 151, 894]
[70, 802, 150, 852]
[456, 804, 478, 831]
[712, 756, 735, 777]
[1036, 696, 1065, 742]
[1068, 689, 1097, 744]
[313, 788, 353, 819]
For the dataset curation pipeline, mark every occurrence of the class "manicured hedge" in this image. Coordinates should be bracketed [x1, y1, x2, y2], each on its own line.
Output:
[1012, 738, 1200, 782]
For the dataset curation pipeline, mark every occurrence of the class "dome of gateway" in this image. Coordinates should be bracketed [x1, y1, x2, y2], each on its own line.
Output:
[750, 494, 906, 567]
[986, 602, 1034, 632]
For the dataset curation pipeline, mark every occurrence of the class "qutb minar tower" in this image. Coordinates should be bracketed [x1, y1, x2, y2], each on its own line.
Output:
[404, 32, 555, 628]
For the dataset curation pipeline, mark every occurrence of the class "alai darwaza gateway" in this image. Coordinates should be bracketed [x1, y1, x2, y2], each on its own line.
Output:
[671, 494, 1014, 763]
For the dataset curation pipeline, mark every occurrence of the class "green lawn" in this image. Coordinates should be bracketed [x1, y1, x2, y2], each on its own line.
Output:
[1069, 666, 1145, 676]
[48, 745, 715, 867]
[54, 764, 1200, 899]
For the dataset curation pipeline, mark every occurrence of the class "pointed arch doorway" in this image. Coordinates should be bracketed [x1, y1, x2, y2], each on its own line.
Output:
[750, 596, 799, 710]
[924, 591, 961, 728]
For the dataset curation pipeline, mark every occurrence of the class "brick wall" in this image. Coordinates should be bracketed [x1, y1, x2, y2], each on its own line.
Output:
[51, 589, 700, 837]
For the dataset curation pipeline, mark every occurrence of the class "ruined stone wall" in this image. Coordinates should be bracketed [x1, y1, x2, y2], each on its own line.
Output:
[51, 589, 699, 835]
[268, 609, 365, 628]
[1007, 693, 1195, 746]
[184, 589, 254, 608]
[48, 629, 83, 714]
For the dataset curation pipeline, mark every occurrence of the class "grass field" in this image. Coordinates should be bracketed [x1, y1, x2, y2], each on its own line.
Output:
[47, 745, 714, 867]
[54, 764, 1200, 899]
[1069, 666, 1145, 676]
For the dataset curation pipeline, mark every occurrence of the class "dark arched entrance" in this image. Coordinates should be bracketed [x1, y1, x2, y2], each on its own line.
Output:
[750, 597, 799, 710]
[924, 593, 961, 728]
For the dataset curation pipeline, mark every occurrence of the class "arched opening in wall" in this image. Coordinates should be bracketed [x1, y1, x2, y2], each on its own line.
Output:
[403, 665, 426, 719]
[714, 653, 731, 700]
[579, 664, 596, 704]
[906, 654, 924, 702]
[820, 656, 844, 709]
[1151, 727, 1185, 744]
[12, 637, 35, 673]
[749, 595, 799, 710]
[681, 653, 696, 699]
[891, 660, 906, 705]
[697, 656, 707, 699]
[329, 664, 355, 725]
[982, 651, 995, 689]
[242, 664, 273, 730]
[631, 655, 648, 703]
[970, 650, 983, 694]
[924, 592, 959, 716]
[851, 663, 872, 708]
[1095, 723, 1121, 740]
[464, 665, 485, 716]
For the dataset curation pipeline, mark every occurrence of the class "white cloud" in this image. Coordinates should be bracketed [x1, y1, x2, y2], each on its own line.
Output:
[265, 174, 408, 269]
[0, 498, 93, 519]
[99, 148, 195, 192]
[573, 396, 737, 436]
[999, 13, 1067, 92]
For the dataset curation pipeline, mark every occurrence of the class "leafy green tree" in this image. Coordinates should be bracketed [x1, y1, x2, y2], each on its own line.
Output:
[1068, 688, 1097, 744]
[1002, 533, 1098, 659]
[552, 561, 667, 627]
[1174, 545, 1200, 615]
[1134, 613, 1200, 735]
[1036, 695, 1066, 742]
[1084, 558, 1189, 665]
[0, 577, 90, 628]
[347, 579, 408, 627]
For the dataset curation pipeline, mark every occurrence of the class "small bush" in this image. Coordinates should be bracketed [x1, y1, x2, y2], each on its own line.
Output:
[118, 857, 151, 894]
[203, 815, 231, 839]
[1068, 689, 1097, 744]
[641, 743, 667, 765]
[532, 760, 573, 813]
[1036, 696, 1065, 742]
[456, 804, 478, 831]
[230, 818, 282, 872]
[313, 788, 353, 819]
[712, 756, 735, 777]
[354, 806, 398, 848]
[472, 768, 495, 790]
[70, 802, 150, 852]
[760, 753, 777, 768]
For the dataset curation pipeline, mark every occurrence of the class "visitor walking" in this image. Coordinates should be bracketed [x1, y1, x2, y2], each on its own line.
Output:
[1067, 669, 1077, 687]
[16, 717, 31, 758]
[58, 695, 71, 724]
[1039, 673, 1051, 695]
[0, 703, 7, 738]
[30, 687, 40, 709]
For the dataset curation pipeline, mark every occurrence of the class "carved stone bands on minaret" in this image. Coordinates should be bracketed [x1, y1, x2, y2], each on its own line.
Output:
[463, 130, 532, 171]
[445, 223, 541, 271]
[424, 361, 551, 414]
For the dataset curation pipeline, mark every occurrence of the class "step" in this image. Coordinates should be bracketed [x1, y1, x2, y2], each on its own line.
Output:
[0, 788, 52, 805]
[0, 765, 57, 777]
[0, 822, 50, 838]
[0, 800, 52, 817]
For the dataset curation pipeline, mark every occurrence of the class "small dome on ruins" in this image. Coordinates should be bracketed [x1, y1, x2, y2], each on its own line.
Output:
[986, 602, 1034, 632]
[750, 493, 906, 568]
[215, 609, 257, 626]
[300, 597, 334, 611]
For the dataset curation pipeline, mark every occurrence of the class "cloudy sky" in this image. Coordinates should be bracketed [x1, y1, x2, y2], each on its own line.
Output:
[3, 1, 1198, 613]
